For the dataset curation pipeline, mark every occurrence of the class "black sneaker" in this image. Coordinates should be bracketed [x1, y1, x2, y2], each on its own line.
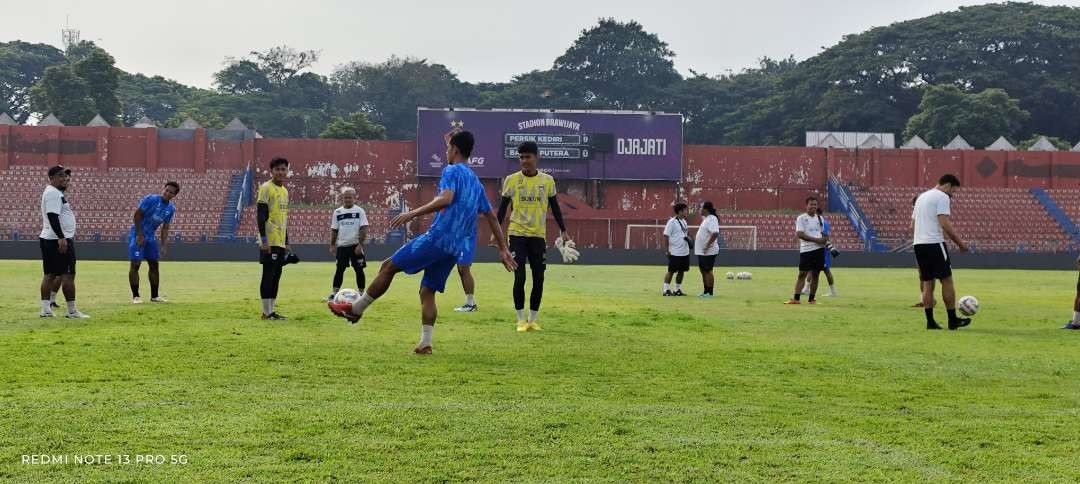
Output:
[1062, 321, 1080, 330]
[49, 301, 60, 309]
[662, 290, 673, 296]
[948, 318, 971, 330]
[926, 321, 943, 330]
[673, 289, 686, 296]
[268, 312, 288, 321]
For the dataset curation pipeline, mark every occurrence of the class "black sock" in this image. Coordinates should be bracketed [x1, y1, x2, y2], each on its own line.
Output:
[809, 293, 816, 302]
[794, 293, 801, 301]
[947, 309, 959, 321]
[151, 285, 159, 299]
[925, 308, 936, 324]
[131, 285, 139, 298]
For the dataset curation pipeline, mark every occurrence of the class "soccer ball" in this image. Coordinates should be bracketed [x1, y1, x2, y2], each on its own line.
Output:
[334, 288, 362, 305]
[725, 272, 735, 280]
[744, 272, 752, 280]
[958, 295, 979, 316]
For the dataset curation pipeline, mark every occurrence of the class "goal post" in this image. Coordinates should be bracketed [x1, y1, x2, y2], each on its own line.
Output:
[624, 224, 758, 250]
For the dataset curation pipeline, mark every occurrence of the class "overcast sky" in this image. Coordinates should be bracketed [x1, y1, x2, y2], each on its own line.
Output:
[7, 1, 1080, 88]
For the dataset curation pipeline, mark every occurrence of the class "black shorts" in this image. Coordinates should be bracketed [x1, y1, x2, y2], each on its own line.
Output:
[260, 246, 287, 266]
[336, 244, 366, 268]
[914, 242, 952, 282]
[667, 254, 690, 272]
[799, 248, 826, 272]
[697, 254, 717, 272]
[509, 235, 546, 269]
[40, 238, 76, 275]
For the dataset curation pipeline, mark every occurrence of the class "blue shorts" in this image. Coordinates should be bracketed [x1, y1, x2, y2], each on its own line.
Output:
[390, 234, 458, 293]
[128, 235, 160, 261]
[457, 239, 475, 266]
[824, 249, 832, 269]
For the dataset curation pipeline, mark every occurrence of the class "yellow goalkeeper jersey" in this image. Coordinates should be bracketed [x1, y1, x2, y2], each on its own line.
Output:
[502, 171, 556, 238]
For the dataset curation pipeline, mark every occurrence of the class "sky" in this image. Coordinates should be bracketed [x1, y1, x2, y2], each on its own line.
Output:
[6, 0, 1080, 88]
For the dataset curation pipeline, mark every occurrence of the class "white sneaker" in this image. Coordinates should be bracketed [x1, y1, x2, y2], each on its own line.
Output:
[40, 311, 55, 318]
[150, 296, 168, 303]
[133, 297, 143, 304]
[65, 311, 91, 319]
[454, 304, 478, 312]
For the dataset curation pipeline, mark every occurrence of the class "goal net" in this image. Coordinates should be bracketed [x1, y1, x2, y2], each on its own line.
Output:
[624, 225, 758, 250]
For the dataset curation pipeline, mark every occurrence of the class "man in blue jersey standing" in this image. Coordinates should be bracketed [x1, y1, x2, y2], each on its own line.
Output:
[330, 130, 517, 354]
[128, 182, 180, 304]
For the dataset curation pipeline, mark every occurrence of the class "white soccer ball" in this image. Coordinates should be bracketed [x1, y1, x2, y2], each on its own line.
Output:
[744, 272, 752, 280]
[737, 272, 749, 280]
[334, 288, 362, 305]
[725, 272, 735, 280]
[958, 295, 979, 316]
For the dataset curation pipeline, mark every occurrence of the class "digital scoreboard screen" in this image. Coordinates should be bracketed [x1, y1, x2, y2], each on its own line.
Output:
[417, 108, 682, 180]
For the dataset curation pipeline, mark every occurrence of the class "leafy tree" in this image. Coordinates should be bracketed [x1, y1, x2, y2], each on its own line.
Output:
[553, 18, 680, 110]
[903, 85, 1029, 149]
[319, 112, 387, 140]
[0, 41, 66, 124]
[214, 59, 271, 94]
[71, 45, 121, 124]
[331, 56, 478, 139]
[29, 64, 95, 124]
[476, 70, 582, 110]
[117, 73, 199, 126]
[214, 45, 320, 93]
[164, 106, 226, 129]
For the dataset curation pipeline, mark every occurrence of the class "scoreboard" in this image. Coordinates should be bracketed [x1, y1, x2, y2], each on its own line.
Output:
[416, 108, 682, 180]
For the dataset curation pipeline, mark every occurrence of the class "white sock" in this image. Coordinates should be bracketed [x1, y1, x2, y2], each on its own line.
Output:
[529, 310, 538, 322]
[516, 309, 525, 321]
[261, 299, 271, 315]
[663, 283, 670, 292]
[830, 284, 837, 294]
[420, 324, 433, 346]
[353, 293, 375, 315]
[465, 294, 475, 306]
[49, 291, 57, 303]
[41, 300, 51, 313]
[675, 283, 681, 290]
[66, 301, 77, 313]
[1073, 311, 1080, 323]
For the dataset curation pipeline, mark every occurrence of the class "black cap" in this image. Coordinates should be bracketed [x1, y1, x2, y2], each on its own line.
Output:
[47, 165, 72, 177]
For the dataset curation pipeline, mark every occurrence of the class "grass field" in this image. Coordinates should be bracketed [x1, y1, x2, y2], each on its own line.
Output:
[1, 259, 1078, 481]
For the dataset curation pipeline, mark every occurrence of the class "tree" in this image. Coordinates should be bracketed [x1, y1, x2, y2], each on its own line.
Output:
[0, 41, 66, 124]
[29, 64, 95, 125]
[903, 85, 1029, 149]
[164, 107, 226, 129]
[214, 45, 320, 93]
[213, 59, 272, 94]
[27, 41, 120, 125]
[319, 112, 387, 140]
[117, 73, 199, 126]
[331, 57, 478, 139]
[476, 70, 582, 110]
[71, 45, 121, 124]
[552, 18, 681, 110]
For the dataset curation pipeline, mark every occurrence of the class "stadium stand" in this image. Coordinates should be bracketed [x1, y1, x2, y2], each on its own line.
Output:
[853, 186, 1076, 253]
[0, 166, 236, 242]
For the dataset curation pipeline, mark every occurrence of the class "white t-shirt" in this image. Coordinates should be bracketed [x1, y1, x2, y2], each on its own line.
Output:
[795, 213, 825, 253]
[663, 217, 691, 256]
[40, 185, 76, 240]
[331, 205, 369, 247]
[912, 188, 951, 245]
[694, 214, 720, 256]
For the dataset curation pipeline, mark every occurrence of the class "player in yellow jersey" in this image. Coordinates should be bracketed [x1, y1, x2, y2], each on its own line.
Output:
[496, 141, 570, 332]
[257, 157, 291, 320]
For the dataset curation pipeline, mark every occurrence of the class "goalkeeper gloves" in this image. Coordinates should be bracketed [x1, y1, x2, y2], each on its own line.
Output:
[555, 237, 580, 263]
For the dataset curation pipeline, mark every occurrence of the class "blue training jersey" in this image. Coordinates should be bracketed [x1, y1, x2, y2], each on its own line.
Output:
[426, 163, 491, 256]
[130, 194, 175, 240]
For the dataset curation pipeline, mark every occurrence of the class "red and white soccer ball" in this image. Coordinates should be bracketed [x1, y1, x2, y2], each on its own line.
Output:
[334, 288, 362, 306]
[958, 295, 979, 316]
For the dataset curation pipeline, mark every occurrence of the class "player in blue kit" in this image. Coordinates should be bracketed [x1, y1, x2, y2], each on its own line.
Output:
[330, 130, 516, 354]
[128, 182, 180, 303]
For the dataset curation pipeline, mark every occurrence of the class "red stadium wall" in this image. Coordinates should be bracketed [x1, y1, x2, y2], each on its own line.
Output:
[7, 126, 1080, 211]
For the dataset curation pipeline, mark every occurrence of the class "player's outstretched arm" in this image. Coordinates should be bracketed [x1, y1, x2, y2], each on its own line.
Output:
[938, 214, 968, 252]
[390, 190, 454, 229]
[482, 210, 517, 272]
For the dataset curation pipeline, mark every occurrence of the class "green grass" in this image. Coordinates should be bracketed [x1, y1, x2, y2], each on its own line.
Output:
[1, 260, 1078, 481]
